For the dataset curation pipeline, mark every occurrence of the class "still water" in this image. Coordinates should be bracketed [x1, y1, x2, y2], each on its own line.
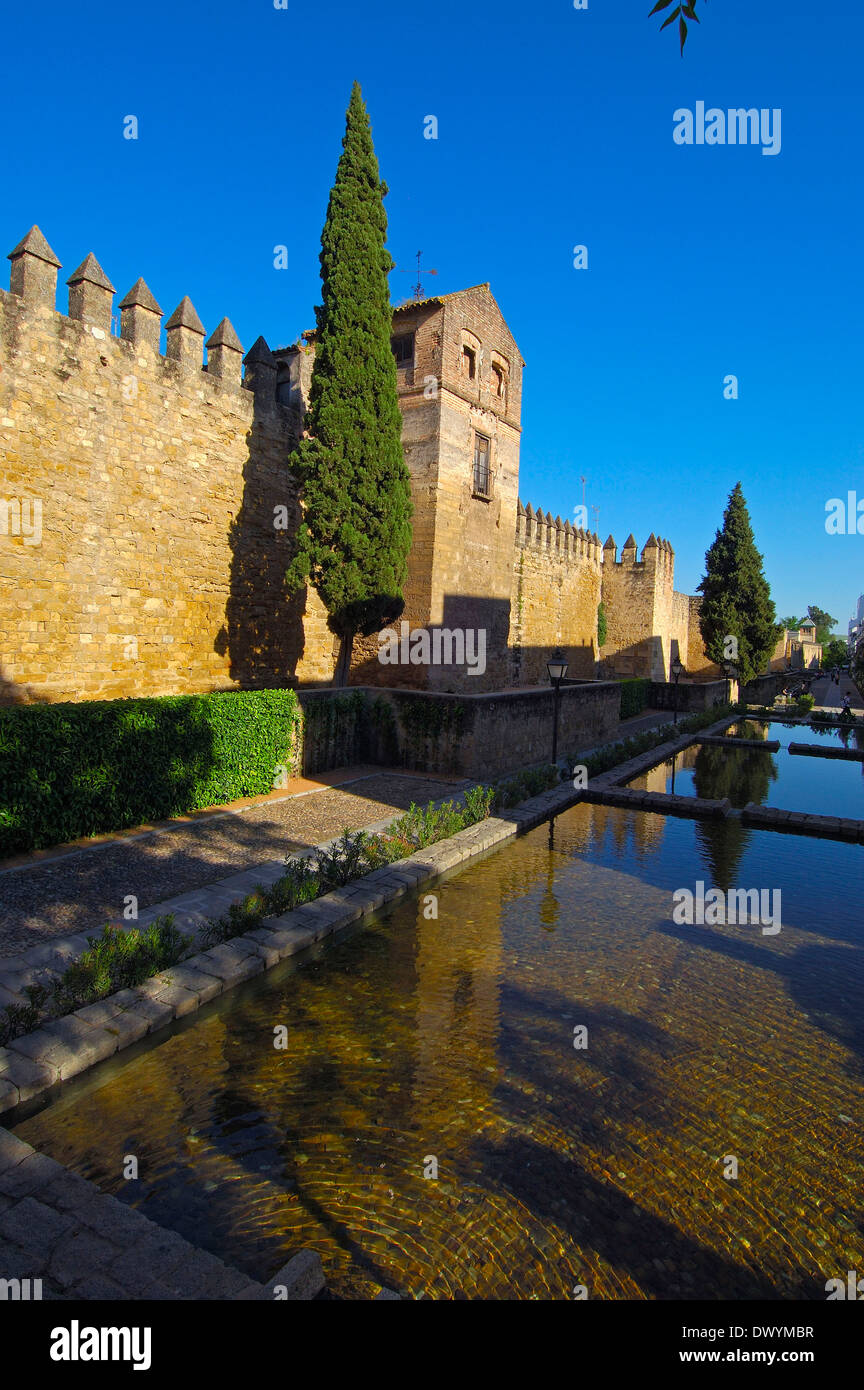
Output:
[15, 803, 864, 1300]
[628, 721, 864, 817]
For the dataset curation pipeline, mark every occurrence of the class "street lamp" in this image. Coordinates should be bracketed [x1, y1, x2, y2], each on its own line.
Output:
[547, 649, 569, 765]
[723, 659, 738, 708]
[671, 656, 684, 726]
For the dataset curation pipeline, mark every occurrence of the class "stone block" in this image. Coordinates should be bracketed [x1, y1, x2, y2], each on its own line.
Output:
[260, 1248, 325, 1301]
[190, 947, 264, 986]
[111, 989, 176, 1032]
[0, 1196, 74, 1257]
[48, 1227, 119, 1289]
[40, 1016, 119, 1077]
[259, 925, 317, 958]
[0, 1127, 32, 1174]
[162, 964, 224, 1004]
[0, 1150, 67, 1200]
[0, 1048, 58, 1105]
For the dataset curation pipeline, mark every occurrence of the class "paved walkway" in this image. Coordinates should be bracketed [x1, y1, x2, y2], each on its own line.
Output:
[0, 706, 676, 965]
[809, 670, 864, 712]
[0, 770, 469, 960]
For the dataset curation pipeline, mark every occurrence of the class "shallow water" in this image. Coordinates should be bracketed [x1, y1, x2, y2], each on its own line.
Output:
[628, 722, 864, 817]
[15, 803, 864, 1300]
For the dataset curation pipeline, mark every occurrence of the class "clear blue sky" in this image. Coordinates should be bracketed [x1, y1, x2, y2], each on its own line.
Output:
[3, 0, 862, 635]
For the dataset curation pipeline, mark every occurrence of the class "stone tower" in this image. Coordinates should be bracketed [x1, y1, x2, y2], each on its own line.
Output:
[278, 283, 524, 689]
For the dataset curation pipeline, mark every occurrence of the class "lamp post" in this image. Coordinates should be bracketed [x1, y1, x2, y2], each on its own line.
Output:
[723, 659, 738, 708]
[547, 649, 569, 766]
[670, 656, 684, 726]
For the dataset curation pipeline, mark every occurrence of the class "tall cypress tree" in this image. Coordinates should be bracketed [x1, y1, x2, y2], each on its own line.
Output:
[287, 82, 412, 685]
[697, 482, 780, 684]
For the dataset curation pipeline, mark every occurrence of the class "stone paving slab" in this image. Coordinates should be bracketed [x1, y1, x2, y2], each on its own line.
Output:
[0, 1124, 277, 1301]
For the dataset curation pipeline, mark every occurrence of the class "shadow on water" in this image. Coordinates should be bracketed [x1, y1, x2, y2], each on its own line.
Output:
[466, 1132, 815, 1300]
[658, 922, 864, 1066]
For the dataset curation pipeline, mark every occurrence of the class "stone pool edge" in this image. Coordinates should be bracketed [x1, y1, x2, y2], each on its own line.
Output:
[0, 711, 739, 1302]
[0, 712, 740, 1120]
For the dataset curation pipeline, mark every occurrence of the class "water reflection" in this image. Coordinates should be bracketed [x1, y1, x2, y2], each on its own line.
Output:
[628, 723, 863, 819]
[15, 805, 864, 1301]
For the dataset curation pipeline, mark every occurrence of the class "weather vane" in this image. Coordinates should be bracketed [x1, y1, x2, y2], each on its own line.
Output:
[396, 251, 438, 301]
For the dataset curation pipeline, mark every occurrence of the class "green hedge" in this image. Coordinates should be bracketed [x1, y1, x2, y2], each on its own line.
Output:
[0, 689, 301, 856]
[619, 678, 652, 721]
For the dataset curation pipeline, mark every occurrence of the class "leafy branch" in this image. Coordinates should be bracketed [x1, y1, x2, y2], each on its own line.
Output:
[649, 0, 703, 55]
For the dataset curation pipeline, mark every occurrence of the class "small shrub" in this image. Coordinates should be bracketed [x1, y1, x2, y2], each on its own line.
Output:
[0, 917, 186, 1045]
[493, 765, 558, 809]
[315, 829, 378, 889]
[51, 918, 186, 1015]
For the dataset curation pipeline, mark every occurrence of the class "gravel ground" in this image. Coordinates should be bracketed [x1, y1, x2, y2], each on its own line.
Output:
[0, 773, 469, 958]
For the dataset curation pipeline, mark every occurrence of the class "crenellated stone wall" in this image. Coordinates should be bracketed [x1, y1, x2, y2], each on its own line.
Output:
[510, 502, 603, 684]
[0, 224, 717, 707]
[0, 226, 338, 704]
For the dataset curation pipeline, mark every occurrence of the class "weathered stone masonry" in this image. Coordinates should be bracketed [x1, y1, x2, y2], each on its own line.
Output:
[0, 226, 715, 704]
[0, 226, 337, 704]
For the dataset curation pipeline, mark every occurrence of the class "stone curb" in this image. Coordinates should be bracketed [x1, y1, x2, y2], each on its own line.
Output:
[696, 735, 781, 751]
[0, 1125, 271, 1301]
[788, 742, 864, 762]
[742, 803, 864, 843]
[0, 717, 739, 1116]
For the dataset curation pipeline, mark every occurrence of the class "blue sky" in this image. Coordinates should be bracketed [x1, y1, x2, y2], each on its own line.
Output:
[3, 0, 862, 634]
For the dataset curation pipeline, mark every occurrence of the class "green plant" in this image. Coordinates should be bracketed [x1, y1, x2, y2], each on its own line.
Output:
[492, 764, 558, 810]
[286, 82, 413, 685]
[51, 918, 186, 1015]
[0, 917, 186, 1045]
[0, 689, 301, 857]
[797, 693, 815, 712]
[697, 482, 780, 684]
[619, 678, 652, 721]
[597, 602, 608, 649]
[315, 828, 379, 889]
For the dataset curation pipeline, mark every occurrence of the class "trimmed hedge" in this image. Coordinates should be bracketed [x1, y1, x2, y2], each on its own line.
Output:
[0, 689, 301, 856]
[619, 678, 652, 721]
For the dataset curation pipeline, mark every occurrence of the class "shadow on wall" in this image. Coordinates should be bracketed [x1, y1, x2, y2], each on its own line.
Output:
[600, 635, 675, 681]
[350, 593, 599, 691]
[217, 406, 308, 689]
[0, 666, 49, 706]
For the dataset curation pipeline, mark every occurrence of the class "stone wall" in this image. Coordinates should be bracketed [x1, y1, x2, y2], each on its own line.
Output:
[649, 678, 730, 713]
[0, 227, 337, 704]
[0, 228, 716, 708]
[510, 503, 602, 683]
[299, 681, 621, 780]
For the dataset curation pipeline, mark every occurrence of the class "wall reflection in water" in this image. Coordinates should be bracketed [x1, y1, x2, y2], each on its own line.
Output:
[15, 804, 864, 1300]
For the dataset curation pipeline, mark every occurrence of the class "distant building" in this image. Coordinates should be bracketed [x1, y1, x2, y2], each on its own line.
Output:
[771, 622, 822, 671]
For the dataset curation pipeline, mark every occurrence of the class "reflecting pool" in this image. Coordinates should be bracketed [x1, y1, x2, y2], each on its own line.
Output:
[14, 803, 864, 1300]
[627, 723, 864, 817]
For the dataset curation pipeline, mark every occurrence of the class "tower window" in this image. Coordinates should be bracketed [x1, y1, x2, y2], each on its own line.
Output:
[473, 432, 491, 497]
[462, 345, 476, 380]
[491, 362, 505, 397]
[391, 333, 414, 366]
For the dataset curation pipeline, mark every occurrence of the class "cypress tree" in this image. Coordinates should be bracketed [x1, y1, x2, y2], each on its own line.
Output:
[697, 482, 780, 684]
[286, 82, 412, 685]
